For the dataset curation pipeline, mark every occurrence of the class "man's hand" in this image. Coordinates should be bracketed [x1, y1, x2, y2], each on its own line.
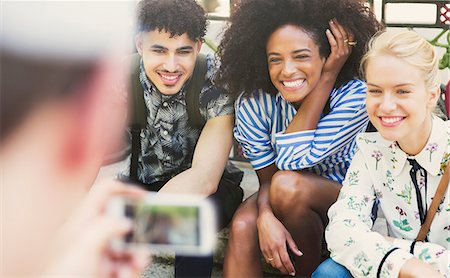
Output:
[44, 180, 151, 278]
[256, 210, 303, 276]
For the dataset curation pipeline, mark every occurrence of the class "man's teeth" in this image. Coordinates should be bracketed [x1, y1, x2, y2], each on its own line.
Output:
[283, 79, 304, 88]
[161, 74, 178, 80]
[382, 117, 403, 124]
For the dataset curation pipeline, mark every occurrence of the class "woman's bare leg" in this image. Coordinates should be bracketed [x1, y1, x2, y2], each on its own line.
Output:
[270, 170, 341, 276]
[223, 193, 262, 278]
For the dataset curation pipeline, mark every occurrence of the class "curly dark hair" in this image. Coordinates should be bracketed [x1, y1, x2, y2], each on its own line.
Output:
[137, 0, 207, 41]
[216, 0, 383, 96]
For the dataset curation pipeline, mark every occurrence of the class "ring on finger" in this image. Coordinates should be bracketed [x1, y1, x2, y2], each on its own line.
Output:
[347, 41, 357, 46]
[267, 257, 274, 261]
[343, 39, 349, 43]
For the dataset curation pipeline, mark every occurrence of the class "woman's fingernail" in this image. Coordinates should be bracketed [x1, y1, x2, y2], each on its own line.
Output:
[330, 19, 334, 24]
[290, 272, 296, 276]
[298, 249, 303, 256]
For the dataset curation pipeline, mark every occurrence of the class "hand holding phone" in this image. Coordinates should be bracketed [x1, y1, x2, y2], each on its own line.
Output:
[108, 192, 217, 255]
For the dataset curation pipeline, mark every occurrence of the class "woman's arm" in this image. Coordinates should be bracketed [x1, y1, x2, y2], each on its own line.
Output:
[275, 79, 368, 170]
[275, 20, 368, 170]
[285, 19, 353, 134]
[326, 150, 415, 278]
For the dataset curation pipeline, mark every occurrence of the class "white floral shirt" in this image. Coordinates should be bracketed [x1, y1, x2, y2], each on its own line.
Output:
[326, 116, 450, 278]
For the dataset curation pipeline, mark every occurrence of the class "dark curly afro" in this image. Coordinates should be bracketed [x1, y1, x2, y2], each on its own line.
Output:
[216, 0, 383, 96]
[137, 0, 207, 41]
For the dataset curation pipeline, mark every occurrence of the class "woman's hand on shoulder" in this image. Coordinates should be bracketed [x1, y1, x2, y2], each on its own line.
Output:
[322, 19, 354, 79]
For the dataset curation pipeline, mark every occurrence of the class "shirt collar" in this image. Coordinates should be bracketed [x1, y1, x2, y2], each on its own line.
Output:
[275, 92, 285, 103]
[386, 116, 447, 177]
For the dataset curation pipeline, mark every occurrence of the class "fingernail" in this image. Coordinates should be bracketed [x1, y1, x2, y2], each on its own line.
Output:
[298, 249, 303, 256]
[329, 19, 334, 24]
[290, 272, 296, 276]
[326, 29, 331, 34]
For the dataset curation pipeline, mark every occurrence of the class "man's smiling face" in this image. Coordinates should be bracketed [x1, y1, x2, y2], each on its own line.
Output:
[136, 29, 201, 95]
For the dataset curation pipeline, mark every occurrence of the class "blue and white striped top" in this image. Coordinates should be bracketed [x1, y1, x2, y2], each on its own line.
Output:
[234, 79, 369, 183]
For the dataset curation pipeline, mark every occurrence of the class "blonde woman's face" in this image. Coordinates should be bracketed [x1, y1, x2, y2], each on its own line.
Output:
[365, 54, 439, 154]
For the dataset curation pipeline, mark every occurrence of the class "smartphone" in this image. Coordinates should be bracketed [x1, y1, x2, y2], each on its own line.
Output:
[108, 193, 217, 255]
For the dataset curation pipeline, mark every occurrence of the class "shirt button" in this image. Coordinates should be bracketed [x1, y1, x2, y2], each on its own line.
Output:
[163, 130, 168, 136]
[162, 102, 168, 107]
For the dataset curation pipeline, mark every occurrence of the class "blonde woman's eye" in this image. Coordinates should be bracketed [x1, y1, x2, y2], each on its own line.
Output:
[398, 90, 411, 94]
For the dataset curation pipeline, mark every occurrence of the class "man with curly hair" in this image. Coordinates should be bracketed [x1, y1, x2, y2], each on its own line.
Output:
[119, 0, 244, 276]
[216, 0, 382, 276]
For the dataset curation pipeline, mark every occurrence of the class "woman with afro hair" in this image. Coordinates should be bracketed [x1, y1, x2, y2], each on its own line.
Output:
[216, 0, 382, 276]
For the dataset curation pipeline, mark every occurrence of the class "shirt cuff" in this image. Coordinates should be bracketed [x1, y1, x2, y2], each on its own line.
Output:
[274, 129, 315, 148]
[248, 153, 276, 170]
[378, 248, 413, 278]
[393, 238, 413, 251]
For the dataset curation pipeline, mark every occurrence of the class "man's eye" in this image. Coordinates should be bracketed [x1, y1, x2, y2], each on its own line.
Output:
[152, 49, 165, 54]
[178, 50, 192, 55]
[294, 55, 308, 59]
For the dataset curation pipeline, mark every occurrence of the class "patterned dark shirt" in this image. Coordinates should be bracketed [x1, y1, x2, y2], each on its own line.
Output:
[120, 55, 234, 184]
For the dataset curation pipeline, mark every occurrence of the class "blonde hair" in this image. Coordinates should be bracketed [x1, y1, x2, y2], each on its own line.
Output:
[361, 30, 440, 91]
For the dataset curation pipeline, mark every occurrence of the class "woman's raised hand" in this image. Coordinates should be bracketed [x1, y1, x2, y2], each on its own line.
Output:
[323, 19, 354, 77]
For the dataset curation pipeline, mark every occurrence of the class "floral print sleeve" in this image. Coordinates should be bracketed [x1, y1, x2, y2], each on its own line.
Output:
[326, 118, 450, 277]
[326, 150, 414, 278]
[394, 238, 450, 275]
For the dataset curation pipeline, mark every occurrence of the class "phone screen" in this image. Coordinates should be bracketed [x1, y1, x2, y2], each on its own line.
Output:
[125, 202, 201, 247]
[108, 194, 216, 255]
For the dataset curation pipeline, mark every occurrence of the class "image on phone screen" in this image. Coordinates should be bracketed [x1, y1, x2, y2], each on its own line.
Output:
[125, 203, 200, 247]
[109, 193, 216, 255]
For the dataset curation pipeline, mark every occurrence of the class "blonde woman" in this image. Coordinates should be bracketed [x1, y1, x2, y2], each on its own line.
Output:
[321, 30, 449, 277]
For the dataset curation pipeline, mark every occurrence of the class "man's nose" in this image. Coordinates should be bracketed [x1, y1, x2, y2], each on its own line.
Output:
[163, 54, 178, 72]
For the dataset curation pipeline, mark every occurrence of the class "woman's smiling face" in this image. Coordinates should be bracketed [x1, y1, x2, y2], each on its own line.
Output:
[266, 24, 326, 104]
[365, 54, 439, 155]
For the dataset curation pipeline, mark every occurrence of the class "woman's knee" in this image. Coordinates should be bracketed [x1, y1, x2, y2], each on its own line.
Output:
[228, 208, 257, 241]
[270, 171, 314, 210]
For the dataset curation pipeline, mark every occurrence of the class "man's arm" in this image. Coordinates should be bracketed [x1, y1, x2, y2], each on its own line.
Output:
[158, 114, 234, 197]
